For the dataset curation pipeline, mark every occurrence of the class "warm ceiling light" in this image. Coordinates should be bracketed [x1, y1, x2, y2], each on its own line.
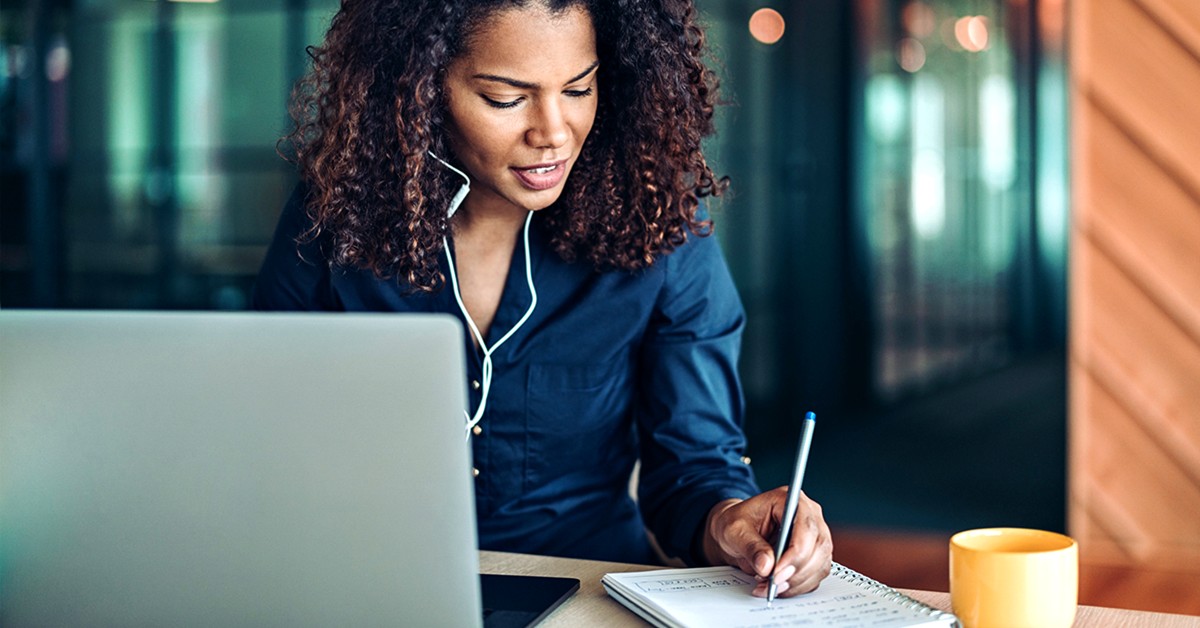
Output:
[902, 2, 936, 38]
[749, 8, 785, 45]
[897, 38, 926, 73]
[954, 15, 989, 52]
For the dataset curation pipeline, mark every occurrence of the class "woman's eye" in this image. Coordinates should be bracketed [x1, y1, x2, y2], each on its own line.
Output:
[483, 95, 522, 109]
[564, 87, 594, 98]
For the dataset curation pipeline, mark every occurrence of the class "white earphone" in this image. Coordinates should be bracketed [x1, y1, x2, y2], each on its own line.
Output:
[430, 152, 538, 439]
[429, 152, 471, 218]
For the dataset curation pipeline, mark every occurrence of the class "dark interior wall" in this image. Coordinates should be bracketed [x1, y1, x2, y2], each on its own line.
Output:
[770, 0, 865, 421]
[703, 0, 863, 451]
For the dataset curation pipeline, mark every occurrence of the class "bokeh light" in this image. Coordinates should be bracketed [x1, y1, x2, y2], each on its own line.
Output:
[897, 38, 926, 73]
[46, 37, 70, 83]
[902, 2, 936, 38]
[955, 16, 990, 52]
[749, 8, 785, 45]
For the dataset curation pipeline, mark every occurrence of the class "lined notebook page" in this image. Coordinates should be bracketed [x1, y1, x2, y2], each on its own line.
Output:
[602, 564, 958, 628]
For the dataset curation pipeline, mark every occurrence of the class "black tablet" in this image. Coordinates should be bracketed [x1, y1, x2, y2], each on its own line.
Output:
[480, 573, 581, 628]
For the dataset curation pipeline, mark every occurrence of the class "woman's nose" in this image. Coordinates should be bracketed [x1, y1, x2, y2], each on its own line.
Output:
[525, 99, 570, 149]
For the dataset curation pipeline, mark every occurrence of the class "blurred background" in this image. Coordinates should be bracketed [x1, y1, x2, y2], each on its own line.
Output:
[3, 0, 1198, 615]
[0, 0, 1069, 529]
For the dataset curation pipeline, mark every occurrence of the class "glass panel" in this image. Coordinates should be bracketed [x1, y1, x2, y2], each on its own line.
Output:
[858, 0, 1024, 400]
[53, 0, 338, 308]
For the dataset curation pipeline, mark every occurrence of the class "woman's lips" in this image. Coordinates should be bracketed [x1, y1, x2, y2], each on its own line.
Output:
[511, 160, 568, 191]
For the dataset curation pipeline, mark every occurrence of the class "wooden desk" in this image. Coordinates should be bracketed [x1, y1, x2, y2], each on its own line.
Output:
[480, 550, 1200, 627]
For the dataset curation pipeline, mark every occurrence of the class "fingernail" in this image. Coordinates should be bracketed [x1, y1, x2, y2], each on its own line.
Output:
[777, 580, 790, 594]
[754, 552, 771, 574]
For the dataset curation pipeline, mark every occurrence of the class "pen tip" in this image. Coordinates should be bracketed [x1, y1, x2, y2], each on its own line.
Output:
[805, 411, 816, 421]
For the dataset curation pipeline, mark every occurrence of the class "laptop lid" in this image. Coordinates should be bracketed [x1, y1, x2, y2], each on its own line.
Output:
[0, 310, 482, 627]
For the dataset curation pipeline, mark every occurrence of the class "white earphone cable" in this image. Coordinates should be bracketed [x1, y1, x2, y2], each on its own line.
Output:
[443, 211, 538, 439]
[429, 151, 538, 440]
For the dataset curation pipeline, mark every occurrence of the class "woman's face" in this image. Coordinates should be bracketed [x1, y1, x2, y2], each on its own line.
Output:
[444, 4, 598, 219]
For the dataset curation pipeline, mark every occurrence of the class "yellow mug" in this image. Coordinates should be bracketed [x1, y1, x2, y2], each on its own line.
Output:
[949, 528, 1078, 628]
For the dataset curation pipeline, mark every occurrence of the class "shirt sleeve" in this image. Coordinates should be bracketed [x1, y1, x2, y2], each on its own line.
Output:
[251, 182, 340, 311]
[633, 229, 761, 566]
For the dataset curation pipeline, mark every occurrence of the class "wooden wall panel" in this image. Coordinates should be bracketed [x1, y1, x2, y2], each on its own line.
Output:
[1140, 0, 1200, 58]
[1086, 0, 1200, 187]
[1070, 0, 1200, 573]
[1085, 110, 1200, 348]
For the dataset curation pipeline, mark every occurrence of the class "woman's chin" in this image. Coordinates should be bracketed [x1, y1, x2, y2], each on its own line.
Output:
[511, 188, 567, 213]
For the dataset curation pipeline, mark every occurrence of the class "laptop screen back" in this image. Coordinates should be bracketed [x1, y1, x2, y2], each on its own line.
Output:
[0, 311, 481, 627]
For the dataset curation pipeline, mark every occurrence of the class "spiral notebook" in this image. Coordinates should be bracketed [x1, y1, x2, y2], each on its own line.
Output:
[602, 562, 959, 628]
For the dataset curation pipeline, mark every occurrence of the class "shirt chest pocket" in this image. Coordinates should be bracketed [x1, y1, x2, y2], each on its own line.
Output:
[524, 359, 634, 486]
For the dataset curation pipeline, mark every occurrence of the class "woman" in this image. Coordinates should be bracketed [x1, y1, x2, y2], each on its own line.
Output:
[254, 0, 833, 597]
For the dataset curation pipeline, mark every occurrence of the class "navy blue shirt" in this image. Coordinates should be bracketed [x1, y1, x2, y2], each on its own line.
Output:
[253, 185, 760, 565]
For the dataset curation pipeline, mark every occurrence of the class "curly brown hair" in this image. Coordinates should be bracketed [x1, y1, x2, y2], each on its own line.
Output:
[282, 0, 728, 291]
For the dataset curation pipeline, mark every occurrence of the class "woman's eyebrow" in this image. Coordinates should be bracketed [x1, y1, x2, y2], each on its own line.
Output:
[565, 60, 600, 84]
[471, 60, 600, 89]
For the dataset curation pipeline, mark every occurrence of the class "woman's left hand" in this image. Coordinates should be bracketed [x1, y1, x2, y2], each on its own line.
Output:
[701, 487, 834, 598]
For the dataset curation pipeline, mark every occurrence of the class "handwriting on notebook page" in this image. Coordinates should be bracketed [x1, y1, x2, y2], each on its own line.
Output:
[609, 567, 954, 628]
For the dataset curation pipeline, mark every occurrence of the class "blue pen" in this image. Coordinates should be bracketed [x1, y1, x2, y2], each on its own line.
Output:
[767, 411, 817, 606]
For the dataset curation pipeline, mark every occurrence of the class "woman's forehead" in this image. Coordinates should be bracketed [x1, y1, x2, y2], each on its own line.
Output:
[454, 4, 598, 82]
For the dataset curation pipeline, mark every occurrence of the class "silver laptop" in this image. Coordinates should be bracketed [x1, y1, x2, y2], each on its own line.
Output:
[0, 310, 482, 627]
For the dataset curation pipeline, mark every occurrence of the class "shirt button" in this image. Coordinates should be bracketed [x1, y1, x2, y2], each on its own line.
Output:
[471, 379, 481, 390]
[740, 456, 752, 465]
[472, 425, 483, 436]
[472, 467, 480, 478]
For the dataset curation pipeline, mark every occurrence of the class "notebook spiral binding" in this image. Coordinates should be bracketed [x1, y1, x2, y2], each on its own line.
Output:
[831, 562, 962, 626]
